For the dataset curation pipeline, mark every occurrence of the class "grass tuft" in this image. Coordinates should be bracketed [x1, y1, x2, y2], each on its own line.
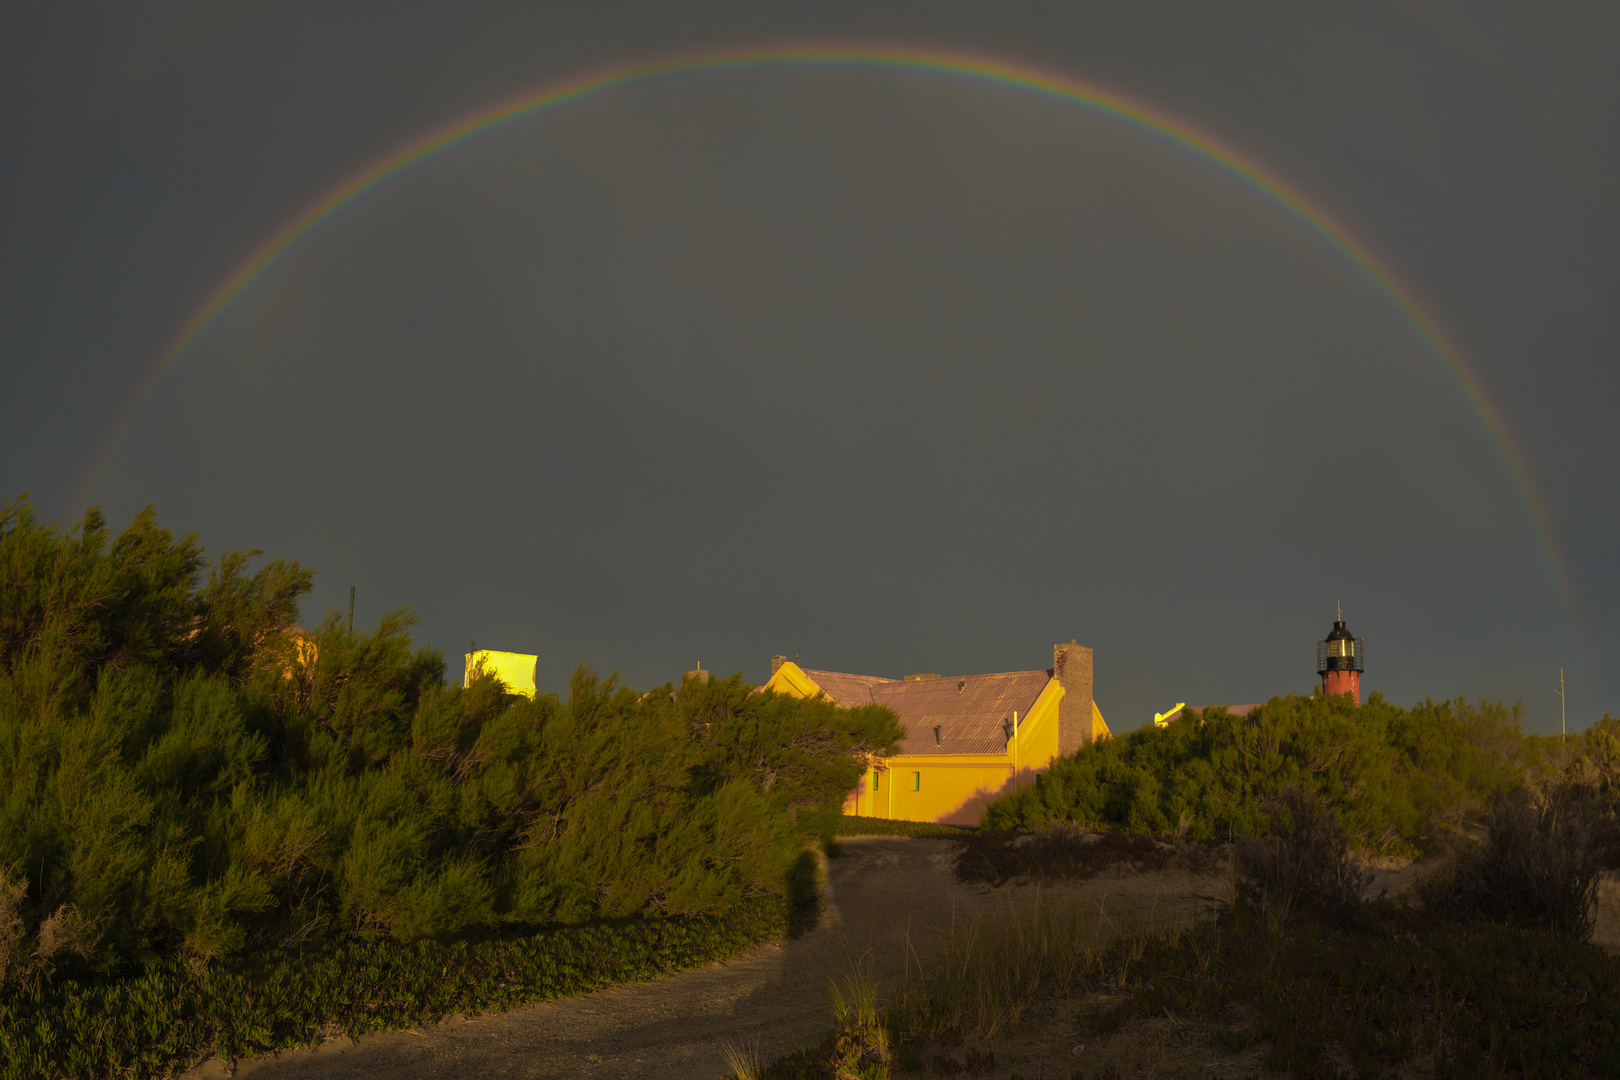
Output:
[719, 1035, 765, 1080]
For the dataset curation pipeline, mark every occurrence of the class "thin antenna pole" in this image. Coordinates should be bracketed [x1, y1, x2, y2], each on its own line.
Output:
[348, 586, 355, 634]
[1555, 668, 1567, 740]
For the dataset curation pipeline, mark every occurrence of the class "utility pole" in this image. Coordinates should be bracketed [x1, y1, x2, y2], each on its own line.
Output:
[348, 586, 355, 634]
[1555, 668, 1567, 741]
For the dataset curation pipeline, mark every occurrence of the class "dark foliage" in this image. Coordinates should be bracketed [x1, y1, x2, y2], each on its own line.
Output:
[1084, 900, 1620, 1078]
[983, 691, 1546, 855]
[955, 827, 1185, 886]
[1417, 781, 1617, 940]
[1232, 787, 1372, 928]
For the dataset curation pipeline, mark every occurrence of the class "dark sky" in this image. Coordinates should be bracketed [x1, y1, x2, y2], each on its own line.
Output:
[4, 3, 1617, 733]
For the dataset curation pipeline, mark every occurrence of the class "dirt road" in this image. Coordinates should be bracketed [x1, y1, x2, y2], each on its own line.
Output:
[182, 837, 1220, 1080]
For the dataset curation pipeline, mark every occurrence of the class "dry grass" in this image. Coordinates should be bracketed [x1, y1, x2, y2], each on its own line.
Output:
[718, 1036, 765, 1080]
[885, 888, 1181, 1043]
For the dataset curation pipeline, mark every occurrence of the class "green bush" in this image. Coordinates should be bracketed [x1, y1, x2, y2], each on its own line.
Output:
[983, 692, 1534, 853]
[0, 494, 903, 987]
[0, 895, 785, 1080]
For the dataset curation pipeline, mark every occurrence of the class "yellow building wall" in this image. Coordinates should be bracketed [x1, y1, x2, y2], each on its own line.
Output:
[464, 649, 538, 699]
[845, 758, 1014, 825]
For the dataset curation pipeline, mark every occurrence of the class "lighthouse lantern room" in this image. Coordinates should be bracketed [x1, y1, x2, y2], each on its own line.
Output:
[1317, 614, 1364, 705]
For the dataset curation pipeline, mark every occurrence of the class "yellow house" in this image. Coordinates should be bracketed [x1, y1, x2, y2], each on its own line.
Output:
[464, 649, 538, 699]
[760, 642, 1110, 825]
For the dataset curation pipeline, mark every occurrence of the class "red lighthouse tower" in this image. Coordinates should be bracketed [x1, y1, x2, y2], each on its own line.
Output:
[1317, 612, 1364, 705]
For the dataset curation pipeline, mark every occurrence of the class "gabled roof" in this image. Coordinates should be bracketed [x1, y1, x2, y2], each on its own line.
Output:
[872, 670, 1052, 755]
[798, 668, 899, 709]
[789, 666, 1053, 756]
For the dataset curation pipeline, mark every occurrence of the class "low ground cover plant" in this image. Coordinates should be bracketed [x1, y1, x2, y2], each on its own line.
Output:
[0, 895, 785, 1080]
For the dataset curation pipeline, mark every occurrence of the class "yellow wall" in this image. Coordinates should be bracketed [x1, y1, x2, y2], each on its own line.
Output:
[464, 649, 538, 699]
[764, 661, 1106, 825]
[759, 662, 825, 700]
[845, 757, 1028, 825]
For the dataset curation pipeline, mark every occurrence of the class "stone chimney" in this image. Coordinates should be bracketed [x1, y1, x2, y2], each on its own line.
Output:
[1053, 640, 1094, 756]
[683, 664, 711, 684]
[771, 654, 789, 674]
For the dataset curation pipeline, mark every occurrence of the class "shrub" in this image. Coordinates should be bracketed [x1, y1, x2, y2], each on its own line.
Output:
[1417, 781, 1613, 940]
[0, 495, 902, 985]
[983, 692, 1534, 855]
[1233, 787, 1371, 928]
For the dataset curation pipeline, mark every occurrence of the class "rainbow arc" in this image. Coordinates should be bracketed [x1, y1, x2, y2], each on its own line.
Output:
[74, 47, 1576, 619]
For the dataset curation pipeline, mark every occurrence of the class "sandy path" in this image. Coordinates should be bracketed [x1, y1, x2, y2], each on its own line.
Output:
[182, 837, 1219, 1080]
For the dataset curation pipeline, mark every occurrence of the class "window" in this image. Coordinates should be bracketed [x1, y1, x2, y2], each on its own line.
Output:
[911, 772, 921, 791]
[872, 772, 880, 791]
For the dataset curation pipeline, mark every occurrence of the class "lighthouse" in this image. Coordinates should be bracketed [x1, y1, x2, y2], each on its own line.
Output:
[1317, 613, 1364, 705]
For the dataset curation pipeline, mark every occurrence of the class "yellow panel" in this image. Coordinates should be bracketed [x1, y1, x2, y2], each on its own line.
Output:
[1093, 700, 1112, 740]
[1015, 677, 1064, 769]
[759, 661, 825, 701]
[464, 649, 537, 699]
[847, 754, 1046, 826]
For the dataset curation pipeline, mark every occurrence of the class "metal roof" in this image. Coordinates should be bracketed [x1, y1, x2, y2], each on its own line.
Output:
[803, 667, 1053, 756]
[797, 668, 899, 708]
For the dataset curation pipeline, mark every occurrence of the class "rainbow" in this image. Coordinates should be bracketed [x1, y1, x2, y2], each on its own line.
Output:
[75, 46, 1575, 617]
